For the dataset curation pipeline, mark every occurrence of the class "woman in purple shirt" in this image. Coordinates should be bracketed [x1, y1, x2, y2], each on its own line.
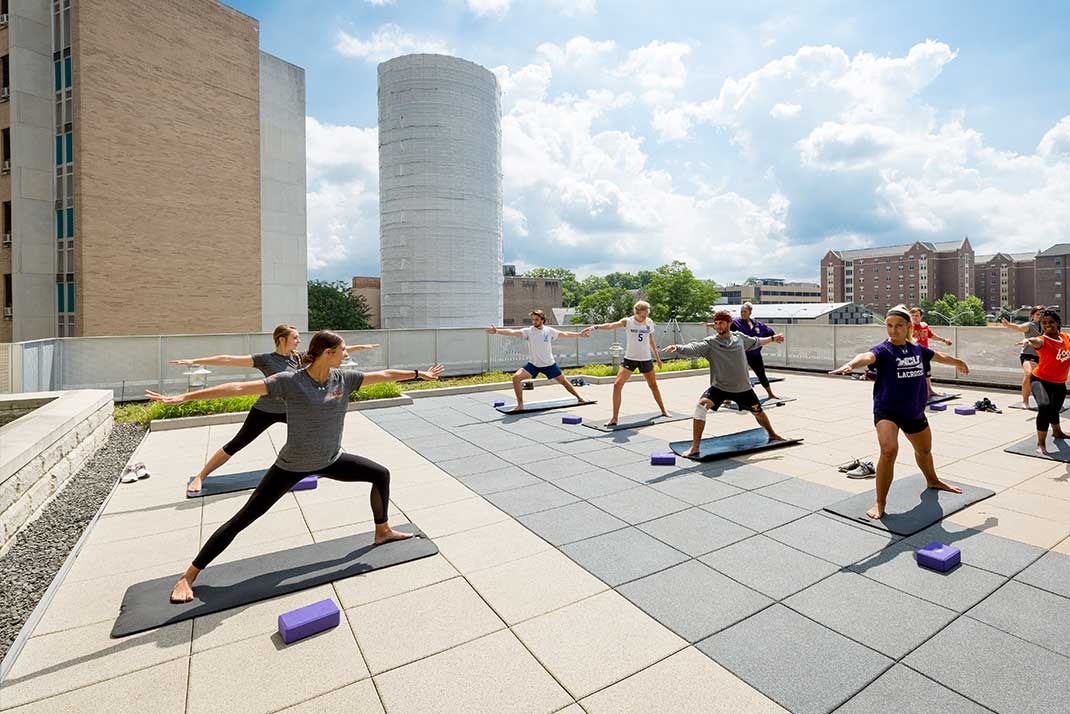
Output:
[706, 302, 780, 399]
[830, 305, 969, 520]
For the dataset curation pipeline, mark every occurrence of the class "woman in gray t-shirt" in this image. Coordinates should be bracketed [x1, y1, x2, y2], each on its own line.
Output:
[148, 330, 443, 604]
[169, 324, 379, 495]
[1002, 306, 1044, 408]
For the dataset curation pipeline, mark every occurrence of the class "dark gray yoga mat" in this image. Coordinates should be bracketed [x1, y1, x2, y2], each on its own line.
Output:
[495, 398, 596, 414]
[670, 428, 802, 462]
[186, 470, 265, 498]
[724, 396, 797, 412]
[926, 392, 960, 405]
[111, 524, 435, 638]
[823, 474, 994, 536]
[750, 376, 785, 385]
[1008, 399, 1070, 413]
[1005, 435, 1070, 462]
[582, 411, 689, 432]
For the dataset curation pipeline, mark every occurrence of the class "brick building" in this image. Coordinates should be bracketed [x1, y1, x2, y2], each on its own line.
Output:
[1035, 244, 1070, 319]
[821, 238, 974, 313]
[974, 252, 1037, 312]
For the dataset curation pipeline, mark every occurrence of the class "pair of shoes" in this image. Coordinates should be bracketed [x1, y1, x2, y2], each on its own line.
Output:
[974, 397, 1002, 414]
[120, 462, 151, 484]
[570, 377, 586, 387]
[846, 461, 876, 479]
[838, 458, 861, 473]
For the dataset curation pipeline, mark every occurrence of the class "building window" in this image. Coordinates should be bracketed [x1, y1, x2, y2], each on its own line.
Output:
[65, 207, 73, 238]
[2, 201, 10, 236]
[56, 209, 64, 239]
[56, 135, 63, 165]
[3, 274, 11, 308]
[57, 282, 64, 312]
[67, 281, 74, 311]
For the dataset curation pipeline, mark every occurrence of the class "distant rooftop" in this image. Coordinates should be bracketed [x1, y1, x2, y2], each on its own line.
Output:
[713, 302, 856, 319]
[831, 238, 970, 261]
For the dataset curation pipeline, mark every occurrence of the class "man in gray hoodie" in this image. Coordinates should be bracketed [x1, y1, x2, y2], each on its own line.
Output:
[663, 310, 787, 457]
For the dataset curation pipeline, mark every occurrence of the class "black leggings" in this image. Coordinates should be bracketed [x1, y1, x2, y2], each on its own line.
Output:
[747, 352, 770, 391]
[193, 453, 391, 569]
[222, 408, 287, 456]
[1033, 377, 1066, 432]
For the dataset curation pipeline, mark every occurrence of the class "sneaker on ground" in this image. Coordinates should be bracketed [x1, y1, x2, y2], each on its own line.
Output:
[846, 461, 876, 479]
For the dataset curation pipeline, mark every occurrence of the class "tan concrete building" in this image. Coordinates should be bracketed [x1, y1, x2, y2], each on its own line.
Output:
[1, 0, 306, 341]
[502, 265, 562, 326]
[351, 276, 381, 328]
[716, 278, 821, 305]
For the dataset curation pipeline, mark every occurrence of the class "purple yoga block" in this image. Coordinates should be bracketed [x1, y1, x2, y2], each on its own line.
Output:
[291, 476, 318, 491]
[562, 415, 583, 425]
[929, 403, 947, 412]
[493, 399, 506, 407]
[651, 453, 676, 466]
[915, 542, 961, 572]
[278, 598, 340, 644]
[954, 406, 976, 415]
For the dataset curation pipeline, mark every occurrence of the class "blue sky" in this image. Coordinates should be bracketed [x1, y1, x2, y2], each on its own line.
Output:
[226, 0, 1070, 285]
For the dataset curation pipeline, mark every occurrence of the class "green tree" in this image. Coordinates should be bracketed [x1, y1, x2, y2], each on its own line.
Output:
[578, 287, 635, 323]
[743, 276, 760, 286]
[644, 261, 721, 322]
[636, 270, 656, 288]
[605, 271, 643, 290]
[308, 280, 372, 330]
[524, 267, 580, 306]
[920, 293, 986, 326]
[578, 274, 610, 298]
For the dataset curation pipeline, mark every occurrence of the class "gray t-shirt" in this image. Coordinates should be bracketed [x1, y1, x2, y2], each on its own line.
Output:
[1022, 322, 1041, 358]
[250, 352, 301, 414]
[673, 333, 759, 393]
[264, 368, 364, 472]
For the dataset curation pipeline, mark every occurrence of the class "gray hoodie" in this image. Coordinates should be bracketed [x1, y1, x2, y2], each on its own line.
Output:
[672, 332, 759, 393]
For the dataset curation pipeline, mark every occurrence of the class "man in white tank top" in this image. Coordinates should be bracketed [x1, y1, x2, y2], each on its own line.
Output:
[589, 301, 670, 425]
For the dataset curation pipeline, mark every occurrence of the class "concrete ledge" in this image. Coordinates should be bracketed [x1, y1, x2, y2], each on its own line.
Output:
[148, 395, 415, 431]
[0, 390, 112, 484]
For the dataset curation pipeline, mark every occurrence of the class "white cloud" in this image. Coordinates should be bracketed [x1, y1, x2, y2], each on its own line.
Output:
[547, 0, 596, 15]
[363, 0, 395, 5]
[616, 40, 693, 105]
[335, 24, 451, 63]
[536, 36, 616, 68]
[1038, 116, 1070, 161]
[770, 102, 802, 119]
[467, 0, 511, 17]
[492, 62, 553, 111]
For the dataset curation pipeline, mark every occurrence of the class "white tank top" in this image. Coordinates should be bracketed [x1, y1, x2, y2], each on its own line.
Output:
[625, 316, 655, 361]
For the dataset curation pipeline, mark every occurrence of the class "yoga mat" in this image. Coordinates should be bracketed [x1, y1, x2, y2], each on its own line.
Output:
[1005, 435, 1070, 462]
[926, 393, 960, 406]
[186, 470, 265, 498]
[823, 474, 994, 536]
[583, 412, 689, 432]
[111, 524, 435, 638]
[750, 376, 785, 386]
[1008, 398, 1070, 413]
[723, 396, 797, 412]
[670, 428, 802, 462]
[495, 398, 597, 414]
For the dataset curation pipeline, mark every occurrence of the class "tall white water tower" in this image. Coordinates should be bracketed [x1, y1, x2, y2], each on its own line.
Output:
[377, 54, 503, 328]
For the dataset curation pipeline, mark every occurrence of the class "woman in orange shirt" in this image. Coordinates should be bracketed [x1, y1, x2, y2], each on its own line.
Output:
[1019, 310, 1070, 454]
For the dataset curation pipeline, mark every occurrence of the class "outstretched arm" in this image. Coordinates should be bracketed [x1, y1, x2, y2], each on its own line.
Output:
[345, 344, 379, 354]
[1000, 318, 1029, 333]
[485, 326, 524, 338]
[590, 319, 628, 331]
[758, 334, 784, 346]
[931, 351, 969, 375]
[169, 355, 255, 368]
[829, 351, 877, 374]
[145, 379, 267, 404]
[557, 328, 592, 338]
[1018, 336, 1044, 350]
[928, 330, 952, 346]
[361, 365, 445, 387]
[663, 339, 710, 359]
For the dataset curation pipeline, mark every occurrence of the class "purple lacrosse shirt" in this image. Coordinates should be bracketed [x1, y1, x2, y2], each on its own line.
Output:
[730, 318, 775, 355]
[870, 340, 934, 417]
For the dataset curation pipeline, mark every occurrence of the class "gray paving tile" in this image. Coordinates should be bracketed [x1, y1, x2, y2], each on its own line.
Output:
[455, 466, 543, 495]
[851, 541, 1008, 612]
[968, 580, 1070, 657]
[617, 437, 673, 456]
[784, 571, 957, 658]
[836, 664, 993, 714]
[905, 521, 1047, 577]
[701, 491, 810, 533]
[697, 605, 893, 714]
[518, 501, 628, 546]
[756, 478, 853, 511]
[698, 462, 793, 490]
[638, 507, 755, 557]
[700, 535, 840, 600]
[415, 441, 485, 462]
[520, 454, 597, 481]
[437, 452, 512, 477]
[561, 527, 689, 586]
[1016, 549, 1070, 598]
[496, 444, 560, 465]
[553, 469, 637, 499]
[904, 617, 1070, 714]
[485, 482, 580, 517]
[549, 439, 615, 456]
[588, 486, 690, 524]
[577, 447, 649, 469]
[647, 472, 744, 505]
[618, 560, 772, 642]
[766, 513, 900, 566]
[609, 459, 700, 484]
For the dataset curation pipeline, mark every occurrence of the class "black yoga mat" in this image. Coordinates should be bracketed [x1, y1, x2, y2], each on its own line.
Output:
[495, 398, 597, 414]
[186, 470, 265, 498]
[823, 474, 994, 536]
[926, 393, 960, 405]
[583, 412, 689, 432]
[111, 524, 436, 638]
[670, 428, 802, 462]
[750, 376, 785, 386]
[1005, 435, 1070, 462]
[724, 396, 797, 412]
[1008, 400, 1070, 413]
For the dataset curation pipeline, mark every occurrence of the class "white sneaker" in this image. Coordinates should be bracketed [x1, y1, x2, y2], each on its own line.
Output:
[134, 462, 151, 480]
[846, 461, 876, 479]
[120, 464, 139, 483]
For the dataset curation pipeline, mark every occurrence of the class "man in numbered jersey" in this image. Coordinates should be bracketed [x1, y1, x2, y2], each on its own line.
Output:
[486, 310, 594, 412]
[590, 301, 671, 426]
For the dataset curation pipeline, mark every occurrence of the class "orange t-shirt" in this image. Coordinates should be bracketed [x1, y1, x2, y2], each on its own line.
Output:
[1032, 333, 1070, 383]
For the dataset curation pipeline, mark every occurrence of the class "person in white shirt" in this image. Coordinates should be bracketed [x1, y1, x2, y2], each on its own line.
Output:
[589, 301, 670, 426]
[486, 309, 594, 412]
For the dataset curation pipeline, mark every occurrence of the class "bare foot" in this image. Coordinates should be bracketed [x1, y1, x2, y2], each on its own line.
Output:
[578, 399, 595, 405]
[1054, 431, 1068, 440]
[681, 447, 700, 458]
[866, 503, 885, 519]
[767, 432, 786, 443]
[170, 576, 194, 603]
[187, 476, 204, 496]
[508, 405, 524, 413]
[1037, 444, 1050, 456]
[926, 479, 963, 494]
[605, 420, 618, 427]
[766, 393, 779, 400]
[374, 527, 415, 545]
[661, 411, 672, 418]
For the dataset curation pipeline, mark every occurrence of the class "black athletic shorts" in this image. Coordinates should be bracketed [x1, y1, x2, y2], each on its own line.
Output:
[1020, 354, 1039, 366]
[622, 358, 654, 374]
[873, 412, 929, 434]
[702, 385, 762, 413]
